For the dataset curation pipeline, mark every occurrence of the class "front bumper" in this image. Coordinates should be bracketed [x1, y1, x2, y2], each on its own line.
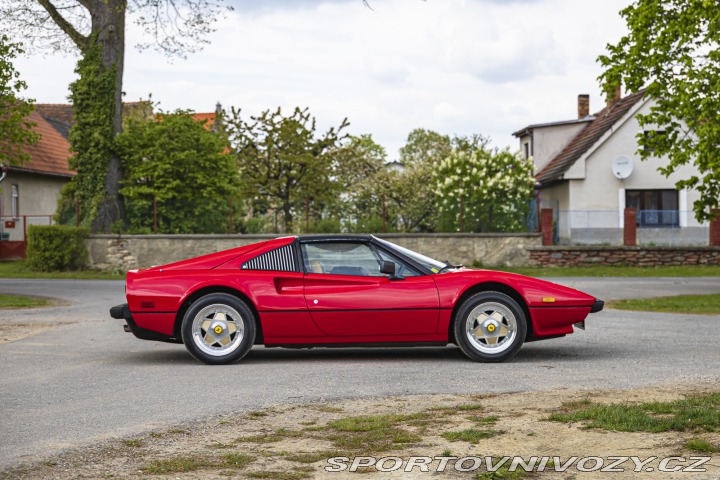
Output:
[109, 303, 181, 343]
[590, 299, 604, 313]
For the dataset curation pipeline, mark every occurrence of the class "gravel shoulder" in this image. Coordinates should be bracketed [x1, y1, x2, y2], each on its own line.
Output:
[4, 382, 719, 479]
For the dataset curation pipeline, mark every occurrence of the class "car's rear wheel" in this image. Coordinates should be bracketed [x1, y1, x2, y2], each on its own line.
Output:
[454, 291, 527, 363]
[181, 293, 256, 365]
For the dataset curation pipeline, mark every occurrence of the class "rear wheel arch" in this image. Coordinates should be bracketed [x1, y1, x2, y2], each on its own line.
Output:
[175, 286, 264, 344]
[448, 282, 533, 344]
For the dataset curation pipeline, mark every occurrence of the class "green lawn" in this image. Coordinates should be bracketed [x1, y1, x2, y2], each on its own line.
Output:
[0, 261, 123, 280]
[485, 265, 720, 277]
[548, 392, 720, 432]
[0, 294, 51, 309]
[608, 294, 720, 315]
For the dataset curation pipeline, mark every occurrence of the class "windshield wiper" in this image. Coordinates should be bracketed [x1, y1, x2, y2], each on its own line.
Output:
[437, 261, 463, 274]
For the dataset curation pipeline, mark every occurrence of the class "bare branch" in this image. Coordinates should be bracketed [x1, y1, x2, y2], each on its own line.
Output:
[36, 0, 89, 51]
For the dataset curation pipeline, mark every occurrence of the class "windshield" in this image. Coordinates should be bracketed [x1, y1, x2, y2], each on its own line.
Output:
[374, 237, 448, 273]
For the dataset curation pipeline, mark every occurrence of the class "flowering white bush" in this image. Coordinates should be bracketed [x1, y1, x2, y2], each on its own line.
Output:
[434, 147, 535, 232]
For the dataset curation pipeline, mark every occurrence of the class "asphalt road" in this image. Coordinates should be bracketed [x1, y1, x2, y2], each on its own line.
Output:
[1, 276, 719, 469]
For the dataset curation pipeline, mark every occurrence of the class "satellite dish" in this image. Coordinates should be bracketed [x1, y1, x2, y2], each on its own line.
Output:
[612, 155, 633, 179]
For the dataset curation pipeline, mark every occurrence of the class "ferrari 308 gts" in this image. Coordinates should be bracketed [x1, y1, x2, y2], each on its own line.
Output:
[110, 235, 603, 364]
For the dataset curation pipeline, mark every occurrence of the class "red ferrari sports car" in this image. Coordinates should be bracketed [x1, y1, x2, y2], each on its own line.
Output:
[110, 235, 603, 364]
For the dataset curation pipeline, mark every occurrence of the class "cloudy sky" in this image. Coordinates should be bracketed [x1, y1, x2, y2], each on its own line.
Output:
[15, 0, 632, 160]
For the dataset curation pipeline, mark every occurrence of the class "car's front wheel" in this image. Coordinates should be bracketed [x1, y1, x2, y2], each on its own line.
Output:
[454, 291, 527, 363]
[181, 293, 256, 365]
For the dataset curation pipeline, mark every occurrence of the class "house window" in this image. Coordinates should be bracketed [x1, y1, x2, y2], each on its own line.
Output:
[626, 189, 678, 227]
[523, 142, 530, 159]
[11, 184, 19, 217]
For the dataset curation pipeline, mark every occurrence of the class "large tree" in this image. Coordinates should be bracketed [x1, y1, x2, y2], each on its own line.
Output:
[226, 106, 349, 232]
[0, 0, 231, 230]
[115, 110, 239, 234]
[599, 0, 720, 222]
[0, 35, 39, 168]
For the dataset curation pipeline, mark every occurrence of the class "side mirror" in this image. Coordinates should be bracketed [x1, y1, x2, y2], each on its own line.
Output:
[379, 261, 396, 276]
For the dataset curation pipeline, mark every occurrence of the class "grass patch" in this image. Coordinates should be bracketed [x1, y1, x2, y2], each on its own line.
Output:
[471, 416, 498, 425]
[206, 442, 236, 449]
[222, 452, 255, 468]
[247, 410, 269, 418]
[121, 439, 142, 448]
[0, 294, 51, 309]
[684, 438, 719, 453]
[0, 260, 123, 280]
[608, 294, 720, 315]
[302, 425, 325, 432]
[548, 392, 720, 432]
[442, 428, 502, 443]
[143, 452, 254, 474]
[143, 456, 210, 474]
[326, 414, 424, 452]
[479, 264, 720, 277]
[237, 428, 304, 443]
[476, 466, 530, 479]
[456, 403, 485, 411]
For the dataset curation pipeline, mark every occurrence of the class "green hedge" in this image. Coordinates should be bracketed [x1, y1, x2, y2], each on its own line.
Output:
[26, 225, 89, 272]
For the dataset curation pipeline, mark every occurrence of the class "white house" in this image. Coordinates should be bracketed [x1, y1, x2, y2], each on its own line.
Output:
[513, 90, 706, 245]
[1, 108, 75, 253]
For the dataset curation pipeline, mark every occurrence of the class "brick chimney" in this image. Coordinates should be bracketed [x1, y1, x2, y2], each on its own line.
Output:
[607, 85, 622, 108]
[577, 94, 590, 118]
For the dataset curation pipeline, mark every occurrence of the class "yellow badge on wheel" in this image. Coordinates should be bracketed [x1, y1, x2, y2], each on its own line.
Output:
[214, 326, 223, 334]
[487, 324, 496, 332]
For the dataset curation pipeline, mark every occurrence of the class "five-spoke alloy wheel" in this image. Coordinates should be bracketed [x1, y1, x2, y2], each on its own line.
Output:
[454, 291, 527, 362]
[181, 293, 256, 365]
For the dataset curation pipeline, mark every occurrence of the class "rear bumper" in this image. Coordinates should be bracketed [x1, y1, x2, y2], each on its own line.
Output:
[109, 303, 181, 344]
[590, 299, 604, 313]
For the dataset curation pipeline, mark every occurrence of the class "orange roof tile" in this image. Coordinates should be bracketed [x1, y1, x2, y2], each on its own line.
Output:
[193, 112, 217, 130]
[10, 111, 75, 178]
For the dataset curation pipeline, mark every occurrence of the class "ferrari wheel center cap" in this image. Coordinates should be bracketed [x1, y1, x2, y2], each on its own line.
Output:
[213, 324, 224, 334]
[487, 323, 496, 333]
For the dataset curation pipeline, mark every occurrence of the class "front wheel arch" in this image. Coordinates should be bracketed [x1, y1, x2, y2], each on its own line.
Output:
[175, 286, 264, 345]
[448, 282, 532, 345]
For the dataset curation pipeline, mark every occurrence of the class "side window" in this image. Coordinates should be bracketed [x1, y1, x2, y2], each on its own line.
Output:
[302, 242, 382, 276]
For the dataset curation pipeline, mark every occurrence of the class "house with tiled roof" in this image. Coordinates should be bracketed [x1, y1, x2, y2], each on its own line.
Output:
[1, 108, 76, 248]
[514, 89, 706, 245]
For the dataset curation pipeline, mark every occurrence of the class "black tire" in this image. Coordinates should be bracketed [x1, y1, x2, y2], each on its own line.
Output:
[454, 291, 527, 363]
[181, 293, 256, 365]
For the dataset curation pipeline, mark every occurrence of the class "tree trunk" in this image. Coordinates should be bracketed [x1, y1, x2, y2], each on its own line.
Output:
[282, 201, 293, 232]
[89, 0, 126, 232]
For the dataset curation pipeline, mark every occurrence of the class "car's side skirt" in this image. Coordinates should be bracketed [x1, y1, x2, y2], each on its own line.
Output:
[263, 333, 448, 345]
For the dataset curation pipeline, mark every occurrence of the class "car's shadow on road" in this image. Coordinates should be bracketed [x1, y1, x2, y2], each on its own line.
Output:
[121, 340, 626, 365]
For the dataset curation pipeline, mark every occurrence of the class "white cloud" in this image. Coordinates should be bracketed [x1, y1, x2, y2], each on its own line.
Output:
[14, 0, 631, 158]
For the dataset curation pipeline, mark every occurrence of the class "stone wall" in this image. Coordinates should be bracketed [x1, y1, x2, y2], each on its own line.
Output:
[528, 246, 720, 267]
[86, 233, 541, 271]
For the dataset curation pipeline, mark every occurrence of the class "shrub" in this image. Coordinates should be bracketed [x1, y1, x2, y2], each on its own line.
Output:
[26, 225, 89, 271]
[311, 218, 341, 233]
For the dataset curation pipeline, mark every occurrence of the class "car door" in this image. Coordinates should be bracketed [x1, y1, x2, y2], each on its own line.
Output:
[302, 241, 440, 337]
